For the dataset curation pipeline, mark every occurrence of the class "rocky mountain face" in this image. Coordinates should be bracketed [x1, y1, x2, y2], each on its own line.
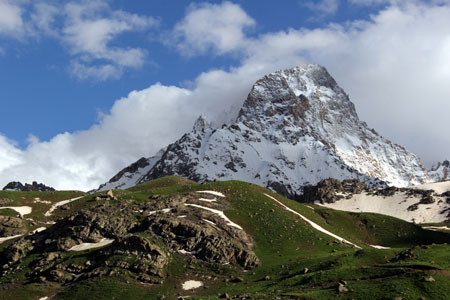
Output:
[429, 160, 450, 182]
[0, 191, 259, 285]
[2, 181, 55, 192]
[97, 65, 429, 198]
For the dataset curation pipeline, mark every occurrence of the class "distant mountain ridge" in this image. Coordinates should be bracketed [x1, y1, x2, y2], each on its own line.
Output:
[429, 160, 450, 182]
[96, 64, 430, 198]
[2, 181, 55, 192]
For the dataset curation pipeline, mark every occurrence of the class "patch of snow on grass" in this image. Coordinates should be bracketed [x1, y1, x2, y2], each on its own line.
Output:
[182, 280, 203, 290]
[31, 227, 46, 234]
[264, 193, 361, 249]
[68, 238, 114, 252]
[369, 245, 391, 249]
[0, 234, 23, 244]
[148, 208, 173, 215]
[184, 204, 242, 229]
[198, 197, 217, 202]
[196, 190, 225, 197]
[0, 206, 32, 216]
[203, 218, 216, 226]
[178, 249, 196, 255]
[44, 196, 84, 217]
[321, 192, 448, 223]
[423, 226, 450, 231]
[414, 181, 450, 194]
[33, 198, 51, 204]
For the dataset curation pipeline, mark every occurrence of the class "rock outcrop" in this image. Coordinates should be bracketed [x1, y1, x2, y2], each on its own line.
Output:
[0, 191, 258, 284]
[429, 160, 450, 182]
[2, 181, 55, 192]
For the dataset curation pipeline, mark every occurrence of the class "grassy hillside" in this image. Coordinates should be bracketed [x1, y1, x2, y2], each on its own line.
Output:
[1, 177, 449, 299]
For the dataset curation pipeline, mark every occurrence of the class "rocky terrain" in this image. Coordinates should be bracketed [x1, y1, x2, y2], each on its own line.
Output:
[2, 181, 55, 192]
[1, 177, 450, 299]
[304, 178, 450, 223]
[429, 160, 450, 182]
[97, 65, 429, 198]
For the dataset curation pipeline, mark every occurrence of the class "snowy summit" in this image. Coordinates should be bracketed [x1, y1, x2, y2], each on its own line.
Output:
[97, 65, 429, 198]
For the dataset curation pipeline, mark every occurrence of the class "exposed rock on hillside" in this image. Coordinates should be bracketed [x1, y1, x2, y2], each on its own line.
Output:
[429, 160, 450, 182]
[2, 181, 55, 192]
[306, 179, 450, 223]
[0, 191, 258, 284]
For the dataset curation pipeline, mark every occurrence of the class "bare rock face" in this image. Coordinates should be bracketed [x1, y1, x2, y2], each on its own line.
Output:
[96, 64, 430, 197]
[2, 181, 55, 192]
[0, 216, 27, 237]
[0, 192, 259, 283]
[429, 160, 450, 182]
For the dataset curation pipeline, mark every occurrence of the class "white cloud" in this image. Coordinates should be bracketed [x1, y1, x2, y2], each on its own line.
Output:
[305, 0, 340, 16]
[0, 0, 158, 81]
[0, 0, 26, 36]
[0, 1, 449, 191]
[172, 1, 255, 55]
[31, 2, 60, 36]
[62, 0, 158, 80]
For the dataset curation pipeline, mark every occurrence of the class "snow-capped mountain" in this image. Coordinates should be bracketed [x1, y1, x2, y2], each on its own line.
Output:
[97, 64, 430, 198]
[429, 160, 450, 182]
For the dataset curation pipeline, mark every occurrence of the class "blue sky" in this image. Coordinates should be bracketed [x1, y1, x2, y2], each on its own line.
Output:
[0, 0, 449, 190]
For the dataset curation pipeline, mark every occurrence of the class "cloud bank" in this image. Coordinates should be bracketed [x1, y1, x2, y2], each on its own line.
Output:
[0, 1, 449, 190]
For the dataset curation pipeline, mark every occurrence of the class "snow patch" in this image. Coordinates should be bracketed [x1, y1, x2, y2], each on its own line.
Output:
[322, 192, 449, 224]
[414, 181, 450, 194]
[33, 198, 51, 204]
[369, 245, 391, 249]
[0, 206, 32, 217]
[68, 238, 114, 252]
[423, 226, 450, 231]
[44, 196, 84, 217]
[184, 203, 242, 229]
[196, 190, 225, 197]
[0, 234, 23, 244]
[148, 208, 173, 215]
[263, 193, 361, 249]
[182, 280, 203, 290]
[198, 197, 217, 202]
[178, 249, 196, 255]
[203, 218, 216, 226]
[32, 227, 46, 234]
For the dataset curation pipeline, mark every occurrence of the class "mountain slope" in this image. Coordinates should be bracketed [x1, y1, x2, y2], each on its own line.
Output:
[2, 177, 450, 300]
[97, 65, 429, 197]
[429, 160, 450, 182]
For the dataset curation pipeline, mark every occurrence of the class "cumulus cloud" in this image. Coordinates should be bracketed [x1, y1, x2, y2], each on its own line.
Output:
[172, 1, 255, 55]
[0, 0, 26, 36]
[305, 0, 340, 16]
[0, 0, 449, 190]
[30, 2, 60, 36]
[0, 0, 158, 81]
[62, 0, 158, 80]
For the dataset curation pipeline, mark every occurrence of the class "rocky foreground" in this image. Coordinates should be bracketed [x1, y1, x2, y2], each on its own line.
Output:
[1, 178, 450, 300]
[0, 190, 258, 286]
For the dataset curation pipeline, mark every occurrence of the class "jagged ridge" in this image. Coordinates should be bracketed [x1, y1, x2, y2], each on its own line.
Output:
[97, 64, 429, 197]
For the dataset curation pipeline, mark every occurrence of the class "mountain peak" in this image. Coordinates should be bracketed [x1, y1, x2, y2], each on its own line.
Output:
[96, 64, 430, 196]
[192, 115, 211, 132]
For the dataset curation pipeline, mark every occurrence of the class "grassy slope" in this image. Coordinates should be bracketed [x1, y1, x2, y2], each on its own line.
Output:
[1, 177, 450, 300]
